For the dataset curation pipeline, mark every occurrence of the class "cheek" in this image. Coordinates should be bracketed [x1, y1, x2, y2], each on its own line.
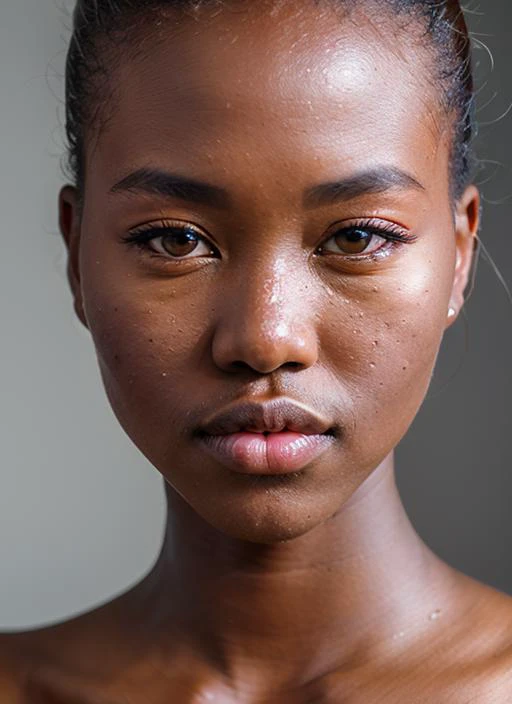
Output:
[325, 260, 451, 464]
[80, 258, 208, 449]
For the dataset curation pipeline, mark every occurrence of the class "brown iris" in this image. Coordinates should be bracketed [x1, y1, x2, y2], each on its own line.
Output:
[334, 228, 373, 254]
[160, 227, 200, 257]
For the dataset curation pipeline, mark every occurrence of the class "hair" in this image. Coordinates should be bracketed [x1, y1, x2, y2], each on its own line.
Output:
[65, 0, 475, 201]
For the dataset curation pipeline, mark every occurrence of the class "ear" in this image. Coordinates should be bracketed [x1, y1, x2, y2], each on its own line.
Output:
[446, 184, 480, 328]
[59, 186, 89, 329]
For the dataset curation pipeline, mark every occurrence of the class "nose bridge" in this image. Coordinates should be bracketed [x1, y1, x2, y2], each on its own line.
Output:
[256, 256, 297, 340]
[212, 247, 319, 373]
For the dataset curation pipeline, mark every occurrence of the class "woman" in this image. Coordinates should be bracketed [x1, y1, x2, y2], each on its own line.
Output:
[1, 0, 511, 701]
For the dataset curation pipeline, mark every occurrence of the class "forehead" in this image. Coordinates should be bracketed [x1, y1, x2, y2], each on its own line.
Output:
[89, 1, 448, 192]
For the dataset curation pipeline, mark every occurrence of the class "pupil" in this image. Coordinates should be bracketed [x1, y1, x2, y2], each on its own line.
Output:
[346, 228, 367, 242]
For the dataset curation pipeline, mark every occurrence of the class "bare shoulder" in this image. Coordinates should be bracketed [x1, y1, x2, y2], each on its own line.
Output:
[474, 582, 512, 698]
[436, 574, 512, 701]
[0, 629, 40, 703]
[0, 593, 143, 703]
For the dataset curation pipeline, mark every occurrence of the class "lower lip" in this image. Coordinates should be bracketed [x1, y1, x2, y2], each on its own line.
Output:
[197, 431, 335, 475]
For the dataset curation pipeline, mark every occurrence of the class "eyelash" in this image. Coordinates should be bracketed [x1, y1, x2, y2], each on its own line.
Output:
[121, 218, 417, 264]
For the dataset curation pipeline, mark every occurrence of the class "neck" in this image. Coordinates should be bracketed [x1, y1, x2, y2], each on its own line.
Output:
[133, 453, 458, 689]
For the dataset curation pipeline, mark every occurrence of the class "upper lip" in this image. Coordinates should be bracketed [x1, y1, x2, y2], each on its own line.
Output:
[197, 398, 335, 436]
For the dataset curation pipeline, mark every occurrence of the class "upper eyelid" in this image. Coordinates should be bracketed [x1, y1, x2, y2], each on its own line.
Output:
[129, 221, 213, 241]
[128, 217, 410, 238]
[125, 221, 215, 246]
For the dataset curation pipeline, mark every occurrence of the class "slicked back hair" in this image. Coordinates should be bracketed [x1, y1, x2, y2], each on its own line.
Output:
[65, 0, 475, 201]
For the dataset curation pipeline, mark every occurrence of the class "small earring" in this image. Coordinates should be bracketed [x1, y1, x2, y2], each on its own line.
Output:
[448, 306, 456, 318]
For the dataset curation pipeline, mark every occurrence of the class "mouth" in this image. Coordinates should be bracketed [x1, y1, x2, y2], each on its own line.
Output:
[195, 399, 337, 475]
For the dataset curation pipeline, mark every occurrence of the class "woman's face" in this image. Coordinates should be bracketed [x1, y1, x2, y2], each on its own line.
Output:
[61, 2, 478, 542]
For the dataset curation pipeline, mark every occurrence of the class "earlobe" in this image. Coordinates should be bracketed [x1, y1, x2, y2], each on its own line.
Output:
[59, 186, 89, 330]
[446, 184, 480, 328]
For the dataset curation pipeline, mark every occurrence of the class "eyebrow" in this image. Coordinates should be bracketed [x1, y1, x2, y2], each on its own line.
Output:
[110, 167, 231, 209]
[304, 166, 425, 207]
[109, 165, 425, 209]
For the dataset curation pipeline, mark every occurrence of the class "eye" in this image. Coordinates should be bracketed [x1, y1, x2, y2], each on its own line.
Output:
[122, 222, 217, 259]
[319, 220, 415, 258]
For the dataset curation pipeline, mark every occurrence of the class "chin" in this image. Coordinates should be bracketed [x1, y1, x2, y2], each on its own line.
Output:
[206, 513, 325, 545]
[176, 474, 346, 544]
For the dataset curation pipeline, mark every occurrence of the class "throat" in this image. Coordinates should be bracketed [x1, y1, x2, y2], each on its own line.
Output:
[128, 459, 450, 691]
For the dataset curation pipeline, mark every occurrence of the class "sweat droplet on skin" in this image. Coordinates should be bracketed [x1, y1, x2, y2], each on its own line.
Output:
[429, 609, 442, 621]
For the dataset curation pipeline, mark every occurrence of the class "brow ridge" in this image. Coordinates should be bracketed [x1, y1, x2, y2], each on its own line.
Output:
[303, 166, 425, 207]
[110, 167, 231, 209]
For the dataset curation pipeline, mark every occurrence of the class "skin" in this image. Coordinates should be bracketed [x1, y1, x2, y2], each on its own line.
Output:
[1, 1, 512, 702]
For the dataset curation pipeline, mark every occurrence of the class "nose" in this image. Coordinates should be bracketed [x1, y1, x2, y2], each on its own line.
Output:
[211, 254, 319, 374]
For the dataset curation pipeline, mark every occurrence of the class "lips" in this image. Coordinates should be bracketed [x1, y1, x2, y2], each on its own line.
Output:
[197, 398, 335, 437]
[195, 399, 336, 475]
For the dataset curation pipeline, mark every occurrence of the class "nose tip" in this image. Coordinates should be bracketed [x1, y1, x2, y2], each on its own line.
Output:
[211, 297, 319, 374]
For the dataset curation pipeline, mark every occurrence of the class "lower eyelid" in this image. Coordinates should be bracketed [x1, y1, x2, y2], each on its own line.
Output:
[320, 232, 390, 255]
[318, 239, 407, 265]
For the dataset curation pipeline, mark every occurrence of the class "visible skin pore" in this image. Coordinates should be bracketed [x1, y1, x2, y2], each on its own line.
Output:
[2, 2, 512, 702]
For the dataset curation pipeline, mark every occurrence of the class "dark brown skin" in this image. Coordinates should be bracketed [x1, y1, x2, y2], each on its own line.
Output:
[2, 2, 512, 702]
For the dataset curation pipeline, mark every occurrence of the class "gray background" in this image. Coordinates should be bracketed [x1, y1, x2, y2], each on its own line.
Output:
[0, 1, 510, 630]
